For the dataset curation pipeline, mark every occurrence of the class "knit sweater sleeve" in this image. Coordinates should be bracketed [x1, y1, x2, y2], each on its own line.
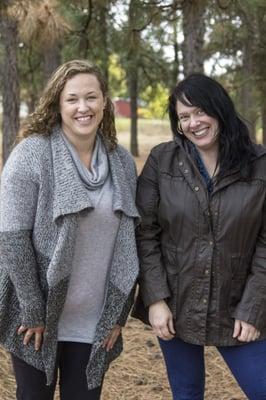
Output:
[0, 142, 45, 327]
[117, 145, 137, 194]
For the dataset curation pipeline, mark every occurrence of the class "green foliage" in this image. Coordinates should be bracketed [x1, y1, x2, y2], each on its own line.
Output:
[108, 54, 127, 98]
[140, 84, 169, 119]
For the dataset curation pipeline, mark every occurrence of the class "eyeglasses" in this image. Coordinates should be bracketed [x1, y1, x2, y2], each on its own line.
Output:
[178, 108, 206, 129]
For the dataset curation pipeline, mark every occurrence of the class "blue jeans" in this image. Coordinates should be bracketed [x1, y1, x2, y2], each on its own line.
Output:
[159, 337, 266, 400]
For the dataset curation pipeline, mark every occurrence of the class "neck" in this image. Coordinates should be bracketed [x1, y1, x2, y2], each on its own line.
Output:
[62, 129, 97, 169]
[77, 142, 96, 169]
[197, 146, 219, 177]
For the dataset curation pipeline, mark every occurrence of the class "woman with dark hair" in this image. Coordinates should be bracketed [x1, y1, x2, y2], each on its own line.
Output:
[133, 73, 266, 399]
[0, 59, 139, 400]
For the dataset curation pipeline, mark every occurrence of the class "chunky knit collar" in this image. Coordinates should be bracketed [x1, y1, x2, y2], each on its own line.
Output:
[61, 132, 109, 190]
[51, 126, 138, 221]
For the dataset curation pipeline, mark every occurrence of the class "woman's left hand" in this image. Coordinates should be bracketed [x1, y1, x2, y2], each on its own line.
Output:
[102, 324, 122, 351]
[233, 319, 260, 342]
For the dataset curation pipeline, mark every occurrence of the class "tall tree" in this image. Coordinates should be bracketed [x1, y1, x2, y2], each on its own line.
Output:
[253, 0, 266, 143]
[126, 0, 141, 156]
[181, 0, 209, 75]
[0, 0, 20, 165]
[236, 0, 259, 140]
[203, 0, 260, 141]
[63, 0, 116, 83]
[171, 13, 180, 87]
[119, 0, 179, 155]
[96, 0, 109, 83]
[18, 0, 70, 82]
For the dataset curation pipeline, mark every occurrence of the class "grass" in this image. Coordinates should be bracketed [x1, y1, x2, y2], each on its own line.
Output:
[115, 117, 169, 132]
[116, 117, 172, 173]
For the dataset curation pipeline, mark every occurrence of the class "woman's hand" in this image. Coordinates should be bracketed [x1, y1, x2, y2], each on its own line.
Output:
[17, 325, 45, 351]
[149, 300, 175, 340]
[102, 324, 122, 352]
[233, 319, 260, 342]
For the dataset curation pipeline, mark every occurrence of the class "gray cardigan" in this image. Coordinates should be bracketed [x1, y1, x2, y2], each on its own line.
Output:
[0, 127, 139, 389]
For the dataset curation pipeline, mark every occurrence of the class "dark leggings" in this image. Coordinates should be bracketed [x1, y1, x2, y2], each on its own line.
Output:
[11, 342, 103, 400]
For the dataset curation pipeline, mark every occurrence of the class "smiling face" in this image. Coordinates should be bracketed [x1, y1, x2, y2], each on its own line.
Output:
[176, 100, 219, 154]
[59, 73, 106, 145]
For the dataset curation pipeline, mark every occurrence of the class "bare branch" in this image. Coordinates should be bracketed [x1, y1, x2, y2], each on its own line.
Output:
[81, 0, 93, 34]
[216, 0, 235, 10]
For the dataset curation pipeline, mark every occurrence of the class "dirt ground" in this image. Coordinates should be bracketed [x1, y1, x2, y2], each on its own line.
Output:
[0, 119, 247, 399]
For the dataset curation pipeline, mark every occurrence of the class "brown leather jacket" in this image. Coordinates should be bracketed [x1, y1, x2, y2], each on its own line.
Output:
[133, 138, 266, 346]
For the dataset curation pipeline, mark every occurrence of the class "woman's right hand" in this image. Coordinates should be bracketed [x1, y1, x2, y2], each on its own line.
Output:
[149, 300, 175, 340]
[17, 325, 45, 351]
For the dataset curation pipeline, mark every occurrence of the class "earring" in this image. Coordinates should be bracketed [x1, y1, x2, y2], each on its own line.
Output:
[177, 120, 183, 135]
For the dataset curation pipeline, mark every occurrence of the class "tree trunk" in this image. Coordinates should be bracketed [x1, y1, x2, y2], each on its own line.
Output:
[237, 6, 257, 141]
[262, 101, 266, 145]
[127, 0, 140, 157]
[171, 16, 179, 89]
[98, 2, 109, 85]
[256, 4, 266, 144]
[43, 43, 62, 82]
[78, 1, 93, 58]
[239, 38, 256, 141]
[129, 70, 139, 156]
[0, 7, 20, 165]
[182, 0, 207, 75]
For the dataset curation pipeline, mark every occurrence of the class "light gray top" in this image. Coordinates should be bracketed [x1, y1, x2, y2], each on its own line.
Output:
[57, 176, 120, 343]
[58, 133, 120, 343]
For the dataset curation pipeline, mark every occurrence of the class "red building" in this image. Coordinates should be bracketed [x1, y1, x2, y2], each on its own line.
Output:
[113, 98, 131, 118]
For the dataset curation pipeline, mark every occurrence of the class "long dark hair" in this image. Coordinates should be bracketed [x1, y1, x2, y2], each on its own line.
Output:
[168, 73, 255, 178]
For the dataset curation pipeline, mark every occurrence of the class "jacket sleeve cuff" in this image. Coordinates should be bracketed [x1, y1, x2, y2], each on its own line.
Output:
[141, 287, 171, 308]
[231, 302, 264, 330]
[21, 304, 45, 328]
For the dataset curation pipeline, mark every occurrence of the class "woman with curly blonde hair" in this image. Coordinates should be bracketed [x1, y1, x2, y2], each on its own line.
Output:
[0, 59, 139, 400]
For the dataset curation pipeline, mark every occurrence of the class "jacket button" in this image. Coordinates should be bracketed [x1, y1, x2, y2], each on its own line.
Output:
[209, 240, 214, 246]
[205, 269, 209, 275]
[194, 186, 199, 191]
[179, 161, 184, 166]
[184, 169, 189, 174]
[203, 298, 207, 304]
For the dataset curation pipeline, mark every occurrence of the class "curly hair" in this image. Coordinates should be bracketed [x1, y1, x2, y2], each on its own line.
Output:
[20, 59, 117, 150]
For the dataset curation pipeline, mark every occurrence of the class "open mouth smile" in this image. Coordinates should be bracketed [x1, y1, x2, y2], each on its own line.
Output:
[191, 128, 209, 137]
[76, 116, 93, 122]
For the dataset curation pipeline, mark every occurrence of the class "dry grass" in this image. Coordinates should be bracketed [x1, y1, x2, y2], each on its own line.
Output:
[0, 318, 247, 400]
[116, 118, 172, 174]
[103, 318, 247, 400]
[0, 118, 246, 399]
